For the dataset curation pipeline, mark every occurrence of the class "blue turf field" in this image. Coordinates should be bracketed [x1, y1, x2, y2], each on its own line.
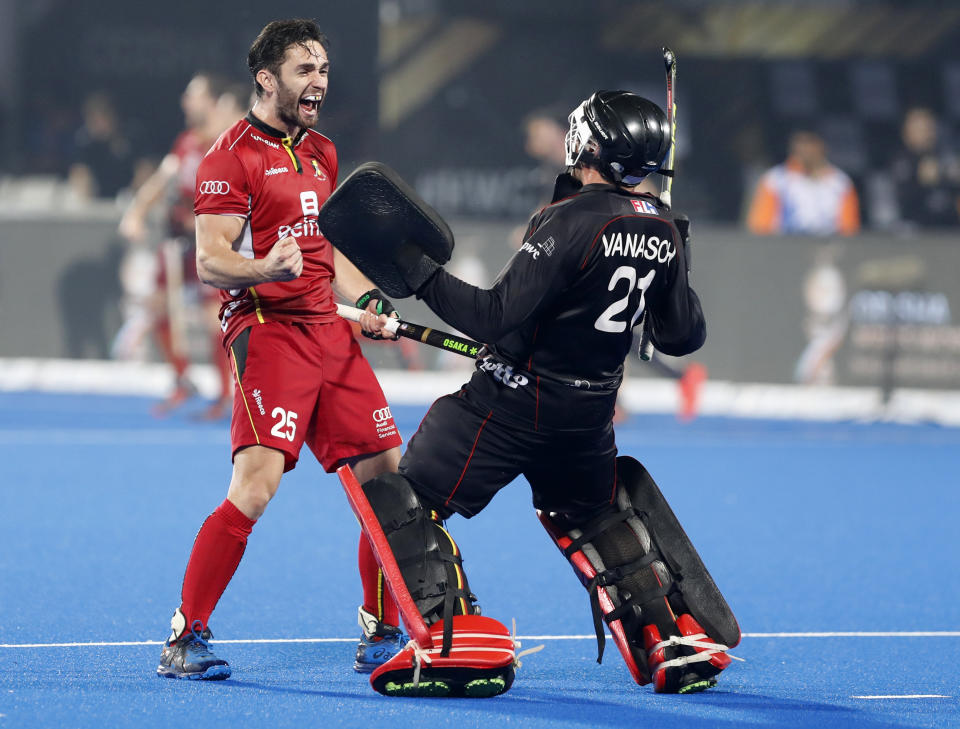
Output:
[1, 391, 958, 728]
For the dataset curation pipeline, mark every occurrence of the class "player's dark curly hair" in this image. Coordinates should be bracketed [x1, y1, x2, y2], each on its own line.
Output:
[247, 19, 330, 97]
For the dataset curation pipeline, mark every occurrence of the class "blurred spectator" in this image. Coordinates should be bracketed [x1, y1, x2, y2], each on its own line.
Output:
[524, 109, 568, 171]
[34, 94, 79, 176]
[68, 91, 137, 200]
[890, 107, 960, 228]
[509, 108, 574, 249]
[747, 130, 860, 236]
[522, 108, 572, 209]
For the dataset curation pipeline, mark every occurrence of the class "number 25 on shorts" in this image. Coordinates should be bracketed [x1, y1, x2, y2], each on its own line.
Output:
[270, 407, 298, 441]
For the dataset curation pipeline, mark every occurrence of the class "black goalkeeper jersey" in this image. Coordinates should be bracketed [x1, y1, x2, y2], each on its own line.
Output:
[416, 182, 706, 431]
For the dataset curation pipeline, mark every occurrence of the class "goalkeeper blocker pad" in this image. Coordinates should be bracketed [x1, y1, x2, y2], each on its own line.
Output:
[318, 162, 455, 298]
[539, 456, 739, 693]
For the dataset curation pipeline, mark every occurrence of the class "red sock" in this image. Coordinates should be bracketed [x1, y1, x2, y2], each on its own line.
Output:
[155, 317, 190, 379]
[179, 499, 256, 634]
[358, 533, 400, 628]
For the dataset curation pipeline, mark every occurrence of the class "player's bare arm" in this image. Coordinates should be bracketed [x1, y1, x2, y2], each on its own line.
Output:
[332, 247, 397, 338]
[118, 153, 180, 242]
[195, 214, 303, 289]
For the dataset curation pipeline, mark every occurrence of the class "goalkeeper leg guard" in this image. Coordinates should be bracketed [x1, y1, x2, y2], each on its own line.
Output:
[539, 456, 739, 693]
[338, 466, 516, 697]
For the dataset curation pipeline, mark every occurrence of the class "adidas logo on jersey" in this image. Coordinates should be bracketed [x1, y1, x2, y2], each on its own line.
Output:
[265, 167, 289, 176]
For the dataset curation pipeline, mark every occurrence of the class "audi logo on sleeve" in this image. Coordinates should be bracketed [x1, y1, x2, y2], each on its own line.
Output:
[199, 180, 231, 194]
[372, 407, 393, 423]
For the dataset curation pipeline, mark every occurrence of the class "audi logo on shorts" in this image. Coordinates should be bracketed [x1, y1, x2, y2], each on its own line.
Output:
[199, 180, 230, 194]
[372, 407, 393, 424]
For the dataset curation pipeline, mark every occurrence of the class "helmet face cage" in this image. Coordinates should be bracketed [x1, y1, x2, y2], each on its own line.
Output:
[564, 100, 597, 168]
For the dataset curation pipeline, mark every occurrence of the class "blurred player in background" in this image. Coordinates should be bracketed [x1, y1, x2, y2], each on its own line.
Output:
[747, 129, 860, 236]
[156, 18, 405, 681]
[117, 71, 242, 417]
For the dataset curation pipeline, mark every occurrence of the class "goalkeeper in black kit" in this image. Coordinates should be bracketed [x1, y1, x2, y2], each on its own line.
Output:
[395, 91, 704, 518]
[340, 91, 739, 698]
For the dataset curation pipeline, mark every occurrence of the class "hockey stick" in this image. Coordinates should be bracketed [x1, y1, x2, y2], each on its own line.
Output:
[659, 46, 678, 212]
[639, 46, 677, 362]
[336, 303, 483, 359]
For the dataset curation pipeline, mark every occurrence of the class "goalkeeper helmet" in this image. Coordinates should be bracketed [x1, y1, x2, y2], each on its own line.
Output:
[564, 90, 670, 184]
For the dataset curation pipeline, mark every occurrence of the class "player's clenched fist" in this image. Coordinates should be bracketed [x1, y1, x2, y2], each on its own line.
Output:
[263, 236, 303, 281]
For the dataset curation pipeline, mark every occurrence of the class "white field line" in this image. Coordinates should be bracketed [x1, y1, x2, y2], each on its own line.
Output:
[744, 631, 960, 638]
[3, 631, 960, 649]
[852, 695, 950, 700]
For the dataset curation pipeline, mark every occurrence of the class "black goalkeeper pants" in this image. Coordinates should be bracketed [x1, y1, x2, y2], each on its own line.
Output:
[399, 389, 618, 520]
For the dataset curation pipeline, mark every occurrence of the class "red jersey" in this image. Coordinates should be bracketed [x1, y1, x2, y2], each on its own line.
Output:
[168, 129, 207, 237]
[195, 113, 340, 345]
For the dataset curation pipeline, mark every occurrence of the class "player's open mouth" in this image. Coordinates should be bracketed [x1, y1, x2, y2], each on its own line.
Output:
[300, 94, 322, 113]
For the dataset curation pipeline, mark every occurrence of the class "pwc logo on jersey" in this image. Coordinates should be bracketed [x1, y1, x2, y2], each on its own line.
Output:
[372, 406, 397, 439]
[199, 180, 230, 195]
[602, 231, 676, 264]
[520, 236, 556, 261]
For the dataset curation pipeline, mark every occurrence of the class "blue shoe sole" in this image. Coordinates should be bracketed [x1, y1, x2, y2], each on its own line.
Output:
[157, 664, 231, 680]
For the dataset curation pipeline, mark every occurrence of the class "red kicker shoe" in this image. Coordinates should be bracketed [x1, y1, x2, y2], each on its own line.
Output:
[643, 614, 735, 694]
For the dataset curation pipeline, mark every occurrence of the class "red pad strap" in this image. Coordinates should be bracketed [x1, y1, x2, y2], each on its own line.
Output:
[538, 511, 649, 685]
[337, 465, 432, 649]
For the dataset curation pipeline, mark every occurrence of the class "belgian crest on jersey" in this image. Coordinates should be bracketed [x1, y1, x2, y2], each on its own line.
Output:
[311, 159, 326, 181]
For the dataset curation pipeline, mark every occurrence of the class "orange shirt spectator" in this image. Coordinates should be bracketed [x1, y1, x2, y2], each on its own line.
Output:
[748, 131, 860, 236]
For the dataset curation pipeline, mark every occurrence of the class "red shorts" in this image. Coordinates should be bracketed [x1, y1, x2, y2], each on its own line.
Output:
[226, 319, 402, 472]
